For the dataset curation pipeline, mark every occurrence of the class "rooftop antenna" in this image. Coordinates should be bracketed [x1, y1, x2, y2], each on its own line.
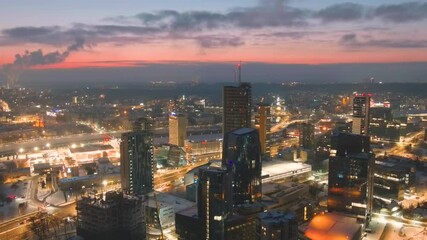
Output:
[237, 61, 242, 84]
[234, 64, 237, 83]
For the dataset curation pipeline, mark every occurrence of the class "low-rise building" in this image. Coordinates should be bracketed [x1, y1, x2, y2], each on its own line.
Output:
[69, 144, 118, 164]
[303, 213, 362, 240]
[374, 155, 416, 202]
[185, 138, 222, 162]
[256, 211, 298, 240]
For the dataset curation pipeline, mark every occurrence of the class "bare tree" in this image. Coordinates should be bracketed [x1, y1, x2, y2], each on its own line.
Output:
[29, 211, 61, 240]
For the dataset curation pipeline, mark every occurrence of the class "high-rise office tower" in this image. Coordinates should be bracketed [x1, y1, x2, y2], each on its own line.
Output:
[223, 128, 262, 206]
[328, 132, 373, 220]
[120, 118, 154, 196]
[299, 122, 315, 149]
[198, 167, 233, 240]
[169, 113, 187, 147]
[352, 94, 371, 136]
[223, 82, 252, 136]
[255, 102, 272, 160]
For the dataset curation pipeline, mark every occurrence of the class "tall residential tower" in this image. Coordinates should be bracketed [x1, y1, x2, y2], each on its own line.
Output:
[352, 94, 371, 136]
[198, 167, 233, 239]
[120, 118, 154, 196]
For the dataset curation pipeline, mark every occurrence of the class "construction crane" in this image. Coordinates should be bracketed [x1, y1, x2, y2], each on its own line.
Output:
[234, 61, 242, 84]
[145, 192, 165, 240]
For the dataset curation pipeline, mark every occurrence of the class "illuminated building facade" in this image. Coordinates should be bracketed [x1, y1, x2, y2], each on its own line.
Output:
[255, 102, 272, 160]
[0, 99, 11, 112]
[72, 96, 78, 104]
[223, 128, 262, 206]
[185, 139, 222, 162]
[198, 168, 233, 239]
[374, 155, 416, 202]
[328, 132, 373, 219]
[318, 118, 334, 134]
[68, 144, 117, 164]
[169, 113, 187, 147]
[154, 144, 186, 168]
[120, 118, 154, 196]
[352, 94, 371, 136]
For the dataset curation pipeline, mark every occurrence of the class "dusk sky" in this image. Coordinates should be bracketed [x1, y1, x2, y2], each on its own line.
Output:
[1, 0, 427, 84]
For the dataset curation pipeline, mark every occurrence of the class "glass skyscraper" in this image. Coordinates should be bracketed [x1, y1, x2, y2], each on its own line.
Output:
[299, 122, 315, 149]
[198, 167, 233, 240]
[223, 82, 252, 136]
[223, 128, 262, 206]
[328, 132, 373, 219]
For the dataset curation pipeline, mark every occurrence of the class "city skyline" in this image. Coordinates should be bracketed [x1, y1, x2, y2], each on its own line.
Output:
[1, 75, 427, 239]
[1, 1, 427, 85]
[1, 2, 427, 239]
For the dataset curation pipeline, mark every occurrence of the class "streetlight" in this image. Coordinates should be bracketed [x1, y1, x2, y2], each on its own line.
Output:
[34, 147, 39, 151]
[46, 143, 51, 148]
[102, 180, 108, 192]
[101, 180, 108, 200]
[19, 148, 24, 153]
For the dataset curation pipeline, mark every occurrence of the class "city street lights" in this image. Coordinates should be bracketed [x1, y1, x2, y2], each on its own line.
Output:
[17, 148, 24, 159]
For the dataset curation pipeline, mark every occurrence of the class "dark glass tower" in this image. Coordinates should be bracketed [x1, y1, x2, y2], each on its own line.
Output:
[299, 122, 315, 149]
[120, 118, 154, 196]
[328, 132, 373, 219]
[223, 128, 262, 206]
[223, 82, 252, 136]
[198, 168, 233, 240]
